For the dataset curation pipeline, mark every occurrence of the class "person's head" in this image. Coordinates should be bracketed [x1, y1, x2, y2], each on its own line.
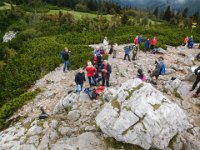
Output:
[103, 60, 108, 65]
[137, 69, 143, 76]
[79, 68, 83, 73]
[40, 106, 46, 114]
[87, 61, 92, 66]
[64, 48, 68, 52]
[158, 57, 164, 61]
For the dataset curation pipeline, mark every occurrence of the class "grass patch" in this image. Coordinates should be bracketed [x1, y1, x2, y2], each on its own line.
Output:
[173, 89, 181, 98]
[125, 83, 144, 100]
[122, 115, 145, 135]
[105, 137, 144, 150]
[168, 133, 178, 149]
[123, 106, 132, 111]
[111, 96, 120, 111]
[151, 104, 161, 111]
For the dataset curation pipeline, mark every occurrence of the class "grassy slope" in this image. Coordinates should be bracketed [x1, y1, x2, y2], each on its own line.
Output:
[47, 9, 112, 20]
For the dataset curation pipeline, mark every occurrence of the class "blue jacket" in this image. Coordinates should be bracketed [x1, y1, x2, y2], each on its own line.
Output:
[138, 36, 143, 44]
[124, 46, 131, 54]
[145, 40, 150, 49]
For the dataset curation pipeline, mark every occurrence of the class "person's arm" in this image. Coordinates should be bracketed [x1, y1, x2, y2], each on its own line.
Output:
[195, 66, 200, 75]
[107, 65, 112, 74]
[75, 74, 78, 84]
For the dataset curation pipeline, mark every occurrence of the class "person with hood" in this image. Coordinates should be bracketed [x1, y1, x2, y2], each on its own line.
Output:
[183, 36, 188, 46]
[190, 66, 200, 98]
[124, 45, 131, 61]
[150, 36, 157, 50]
[61, 48, 70, 72]
[150, 57, 165, 80]
[75, 68, 86, 93]
[86, 61, 97, 87]
[144, 39, 150, 52]
[100, 60, 112, 87]
[136, 69, 146, 82]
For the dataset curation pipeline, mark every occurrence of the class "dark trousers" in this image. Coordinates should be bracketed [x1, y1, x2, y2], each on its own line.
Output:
[124, 54, 130, 61]
[150, 45, 155, 50]
[102, 74, 110, 87]
[192, 76, 200, 95]
[88, 76, 96, 86]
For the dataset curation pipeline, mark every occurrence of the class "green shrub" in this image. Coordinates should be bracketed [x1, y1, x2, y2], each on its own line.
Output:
[0, 90, 39, 129]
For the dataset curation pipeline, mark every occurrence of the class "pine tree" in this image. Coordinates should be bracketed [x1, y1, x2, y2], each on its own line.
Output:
[153, 7, 159, 18]
[163, 6, 171, 21]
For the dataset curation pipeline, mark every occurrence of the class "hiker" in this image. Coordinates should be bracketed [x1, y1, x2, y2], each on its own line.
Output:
[150, 36, 157, 50]
[109, 45, 114, 55]
[190, 66, 200, 98]
[100, 47, 105, 56]
[144, 39, 150, 52]
[132, 44, 138, 61]
[150, 57, 165, 80]
[100, 60, 112, 87]
[86, 61, 97, 87]
[38, 107, 48, 120]
[96, 54, 103, 71]
[61, 48, 70, 72]
[75, 68, 86, 93]
[113, 44, 117, 58]
[134, 36, 139, 50]
[124, 45, 131, 61]
[183, 37, 188, 46]
[188, 36, 194, 49]
[136, 69, 146, 82]
[138, 36, 143, 44]
[93, 47, 100, 56]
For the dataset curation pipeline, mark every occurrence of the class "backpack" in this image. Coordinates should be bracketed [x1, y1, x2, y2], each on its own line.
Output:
[84, 88, 97, 100]
[160, 63, 166, 75]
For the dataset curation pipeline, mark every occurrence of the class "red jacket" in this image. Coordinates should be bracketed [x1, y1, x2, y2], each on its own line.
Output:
[134, 38, 139, 44]
[93, 56, 97, 64]
[151, 38, 157, 46]
[86, 66, 96, 77]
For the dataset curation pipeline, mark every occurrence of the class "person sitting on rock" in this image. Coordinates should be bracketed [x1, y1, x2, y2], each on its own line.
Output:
[75, 68, 86, 93]
[86, 61, 97, 87]
[100, 60, 112, 87]
[124, 45, 131, 61]
[190, 66, 200, 98]
[150, 58, 164, 81]
[136, 69, 146, 82]
[38, 107, 48, 120]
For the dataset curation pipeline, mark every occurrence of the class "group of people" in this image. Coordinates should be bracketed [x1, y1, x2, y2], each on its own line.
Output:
[183, 36, 194, 48]
[60, 34, 199, 98]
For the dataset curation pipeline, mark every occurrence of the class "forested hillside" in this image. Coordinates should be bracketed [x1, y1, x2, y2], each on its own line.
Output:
[0, 0, 200, 128]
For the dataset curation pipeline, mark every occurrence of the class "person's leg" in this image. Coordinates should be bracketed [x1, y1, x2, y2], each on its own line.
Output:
[124, 54, 127, 60]
[88, 77, 92, 86]
[102, 76, 105, 86]
[80, 83, 83, 91]
[191, 76, 200, 91]
[128, 54, 131, 61]
[92, 76, 97, 86]
[63, 61, 67, 72]
[106, 74, 110, 87]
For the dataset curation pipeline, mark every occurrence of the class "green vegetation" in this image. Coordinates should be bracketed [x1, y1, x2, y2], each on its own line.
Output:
[0, 2, 15, 10]
[105, 137, 144, 150]
[0, 90, 39, 129]
[125, 83, 144, 100]
[168, 133, 179, 149]
[151, 104, 161, 111]
[111, 97, 120, 111]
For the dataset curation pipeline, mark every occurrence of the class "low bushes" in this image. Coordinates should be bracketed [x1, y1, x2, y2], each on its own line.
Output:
[0, 90, 39, 129]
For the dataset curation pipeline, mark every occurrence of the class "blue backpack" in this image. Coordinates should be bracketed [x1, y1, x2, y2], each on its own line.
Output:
[160, 63, 166, 75]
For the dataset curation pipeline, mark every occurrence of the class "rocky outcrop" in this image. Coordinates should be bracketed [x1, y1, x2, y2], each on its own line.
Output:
[3, 31, 17, 43]
[96, 79, 192, 149]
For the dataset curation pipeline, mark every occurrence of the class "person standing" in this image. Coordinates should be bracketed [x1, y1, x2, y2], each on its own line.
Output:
[134, 36, 139, 50]
[150, 36, 157, 50]
[61, 48, 70, 72]
[124, 45, 131, 61]
[101, 60, 112, 87]
[144, 39, 150, 52]
[190, 66, 200, 98]
[183, 36, 188, 46]
[86, 61, 97, 87]
[109, 45, 114, 55]
[113, 44, 117, 58]
[75, 68, 86, 93]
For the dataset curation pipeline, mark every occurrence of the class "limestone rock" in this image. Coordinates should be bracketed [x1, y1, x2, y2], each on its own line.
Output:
[96, 79, 191, 149]
[67, 110, 81, 122]
[3, 31, 17, 43]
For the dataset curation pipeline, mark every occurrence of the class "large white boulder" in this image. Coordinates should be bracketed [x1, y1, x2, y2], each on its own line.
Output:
[96, 79, 191, 149]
